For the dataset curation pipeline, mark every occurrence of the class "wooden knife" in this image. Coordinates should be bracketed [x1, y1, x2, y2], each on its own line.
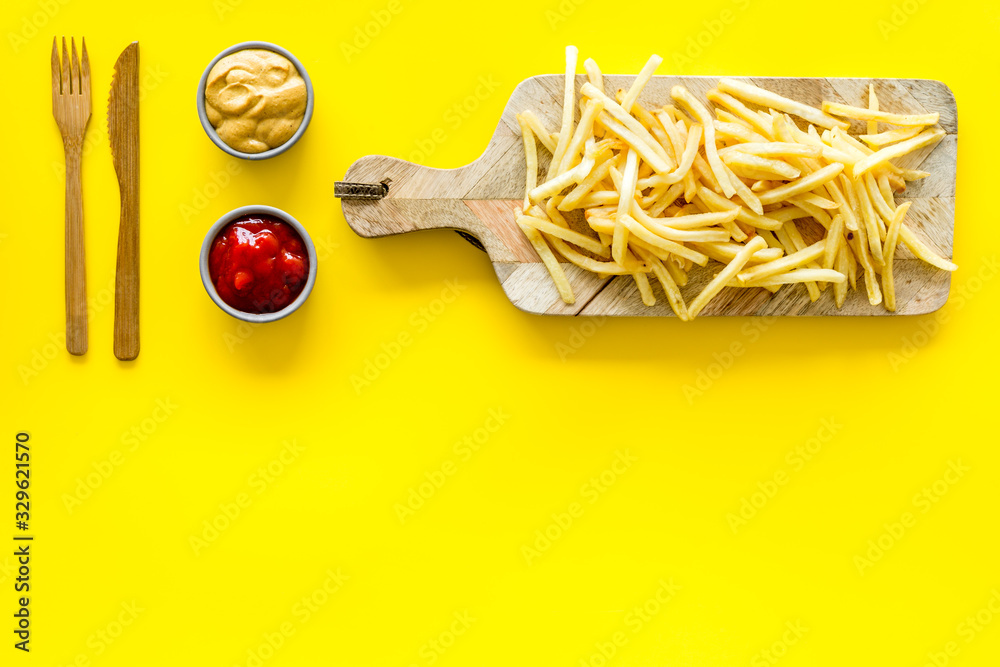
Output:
[108, 42, 139, 359]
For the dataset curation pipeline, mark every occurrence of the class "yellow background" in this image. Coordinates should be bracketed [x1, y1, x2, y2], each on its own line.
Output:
[2, 0, 999, 665]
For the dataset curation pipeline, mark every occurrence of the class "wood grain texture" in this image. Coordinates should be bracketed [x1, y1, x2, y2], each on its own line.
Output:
[52, 37, 91, 354]
[109, 42, 140, 358]
[341, 75, 957, 317]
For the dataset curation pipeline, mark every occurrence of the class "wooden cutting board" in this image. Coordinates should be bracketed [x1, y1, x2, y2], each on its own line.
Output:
[340, 76, 957, 317]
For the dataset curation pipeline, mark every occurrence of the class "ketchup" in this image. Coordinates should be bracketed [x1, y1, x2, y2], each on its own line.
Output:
[208, 215, 309, 314]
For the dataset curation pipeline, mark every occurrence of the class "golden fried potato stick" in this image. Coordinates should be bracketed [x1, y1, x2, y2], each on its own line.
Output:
[706, 88, 775, 138]
[671, 85, 735, 197]
[757, 163, 845, 206]
[633, 270, 656, 306]
[721, 142, 822, 159]
[695, 186, 783, 231]
[583, 57, 604, 92]
[582, 82, 673, 169]
[898, 225, 958, 272]
[558, 98, 604, 174]
[823, 214, 845, 269]
[859, 126, 922, 146]
[519, 111, 558, 154]
[867, 84, 879, 136]
[722, 151, 801, 180]
[595, 113, 672, 174]
[515, 114, 538, 211]
[621, 54, 662, 112]
[635, 246, 690, 320]
[548, 235, 642, 275]
[517, 215, 606, 255]
[689, 236, 767, 318]
[834, 245, 850, 308]
[718, 78, 849, 130]
[822, 101, 939, 127]
[548, 45, 579, 179]
[737, 240, 826, 284]
[882, 201, 911, 312]
[517, 220, 575, 304]
[851, 220, 883, 305]
[614, 148, 640, 264]
[739, 268, 846, 287]
[852, 128, 945, 178]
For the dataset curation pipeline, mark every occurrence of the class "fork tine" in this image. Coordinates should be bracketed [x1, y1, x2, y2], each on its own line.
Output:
[71, 37, 80, 95]
[51, 36, 60, 98]
[61, 36, 70, 94]
[80, 37, 90, 98]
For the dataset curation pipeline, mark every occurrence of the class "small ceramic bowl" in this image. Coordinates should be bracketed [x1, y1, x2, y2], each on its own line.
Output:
[196, 41, 314, 160]
[200, 205, 317, 323]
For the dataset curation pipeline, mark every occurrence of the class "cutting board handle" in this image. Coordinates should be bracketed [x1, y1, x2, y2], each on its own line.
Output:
[338, 153, 535, 264]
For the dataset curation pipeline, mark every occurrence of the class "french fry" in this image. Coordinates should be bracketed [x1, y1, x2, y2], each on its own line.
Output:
[621, 54, 662, 112]
[822, 101, 940, 127]
[757, 163, 845, 206]
[719, 78, 849, 130]
[672, 85, 734, 197]
[882, 202, 910, 312]
[548, 45, 578, 179]
[518, 223, 575, 304]
[852, 128, 946, 178]
[689, 236, 767, 317]
[515, 114, 538, 211]
[859, 125, 922, 146]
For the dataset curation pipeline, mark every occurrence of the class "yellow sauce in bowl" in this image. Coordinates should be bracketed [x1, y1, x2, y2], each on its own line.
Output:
[204, 49, 308, 154]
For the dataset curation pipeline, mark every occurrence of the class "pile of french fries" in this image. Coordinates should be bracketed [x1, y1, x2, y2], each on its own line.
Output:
[514, 47, 956, 319]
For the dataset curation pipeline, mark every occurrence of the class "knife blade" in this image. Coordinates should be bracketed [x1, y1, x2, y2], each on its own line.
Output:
[108, 41, 139, 361]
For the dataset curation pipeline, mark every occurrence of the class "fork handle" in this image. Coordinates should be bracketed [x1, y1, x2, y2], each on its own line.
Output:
[64, 141, 87, 356]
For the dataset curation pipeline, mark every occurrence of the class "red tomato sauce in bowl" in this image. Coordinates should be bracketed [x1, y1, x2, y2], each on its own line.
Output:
[208, 214, 310, 314]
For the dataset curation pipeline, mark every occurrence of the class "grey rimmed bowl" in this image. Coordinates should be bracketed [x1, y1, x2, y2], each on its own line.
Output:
[197, 41, 314, 160]
[200, 205, 317, 323]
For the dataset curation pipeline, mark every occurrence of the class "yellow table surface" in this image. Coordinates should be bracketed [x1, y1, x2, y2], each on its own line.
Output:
[3, 0, 999, 665]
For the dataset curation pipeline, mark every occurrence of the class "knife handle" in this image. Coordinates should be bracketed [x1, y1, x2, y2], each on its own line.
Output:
[114, 183, 139, 360]
[64, 142, 88, 355]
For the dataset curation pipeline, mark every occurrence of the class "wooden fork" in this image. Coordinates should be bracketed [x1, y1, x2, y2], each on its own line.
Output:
[51, 37, 91, 356]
